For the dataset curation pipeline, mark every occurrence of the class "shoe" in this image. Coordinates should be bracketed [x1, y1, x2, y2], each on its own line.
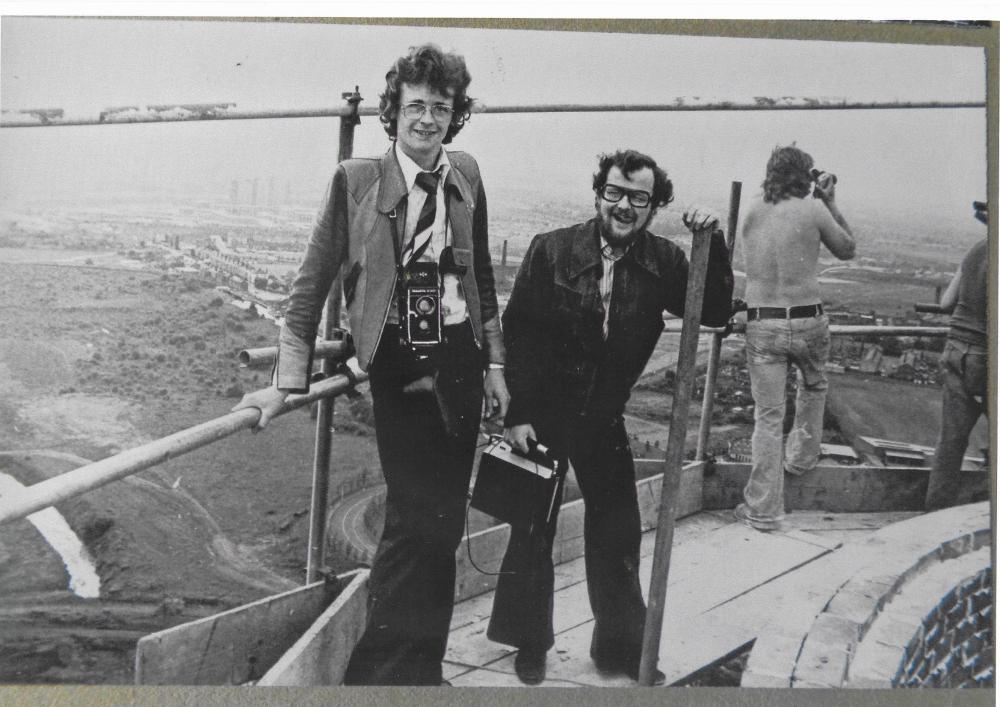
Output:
[733, 503, 780, 531]
[593, 656, 665, 685]
[514, 647, 547, 685]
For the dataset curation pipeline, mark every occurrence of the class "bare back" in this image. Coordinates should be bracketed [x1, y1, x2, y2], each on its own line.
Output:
[742, 196, 853, 307]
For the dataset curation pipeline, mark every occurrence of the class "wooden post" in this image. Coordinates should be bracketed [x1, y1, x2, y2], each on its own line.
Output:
[500, 239, 508, 284]
[695, 182, 741, 460]
[638, 223, 715, 685]
[306, 87, 362, 584]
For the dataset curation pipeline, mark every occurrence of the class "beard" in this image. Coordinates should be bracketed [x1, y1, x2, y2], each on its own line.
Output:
[598, 208, 652, 247]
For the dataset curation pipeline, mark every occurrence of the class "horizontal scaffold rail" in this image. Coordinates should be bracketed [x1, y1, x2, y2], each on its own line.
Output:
[0, 99, 985, 128]
[0, 371, 367, 526]
[664, 323, 951, 337]
[239, 339, 351, 369]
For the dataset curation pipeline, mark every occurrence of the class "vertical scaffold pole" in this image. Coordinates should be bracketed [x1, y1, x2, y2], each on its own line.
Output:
[695, 182, 741, 460]
[305, 87, 362, 584]
[638, 225, 714, 685]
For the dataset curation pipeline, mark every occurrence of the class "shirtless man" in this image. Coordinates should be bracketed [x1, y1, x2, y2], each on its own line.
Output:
[734, 144, 855, 530]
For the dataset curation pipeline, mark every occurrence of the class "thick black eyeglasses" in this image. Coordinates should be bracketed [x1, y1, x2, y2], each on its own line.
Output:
[600, 184, 652, 208]
[401, 102, 454, 121]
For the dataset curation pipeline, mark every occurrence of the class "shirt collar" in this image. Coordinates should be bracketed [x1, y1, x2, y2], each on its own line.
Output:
[599, 233, 634, 261]
[394, 142, 451, 192]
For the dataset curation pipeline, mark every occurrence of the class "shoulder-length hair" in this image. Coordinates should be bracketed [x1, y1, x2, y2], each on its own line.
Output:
[378, 44, 474, 144]
[762, 145, 814, 204]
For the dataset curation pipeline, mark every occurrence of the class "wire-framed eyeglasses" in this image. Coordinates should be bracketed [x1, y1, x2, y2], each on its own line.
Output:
[599, 184, 652, 208]
[401, 102, 455, 121]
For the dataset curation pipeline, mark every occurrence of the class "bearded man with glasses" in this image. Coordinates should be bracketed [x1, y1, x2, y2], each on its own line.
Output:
[234, 43, 508, 685]
[486, 149, 734, 685]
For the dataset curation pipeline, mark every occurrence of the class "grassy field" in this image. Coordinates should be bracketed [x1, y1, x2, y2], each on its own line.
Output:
[0, 259, 380, 592]
[826, 371, 989, 453]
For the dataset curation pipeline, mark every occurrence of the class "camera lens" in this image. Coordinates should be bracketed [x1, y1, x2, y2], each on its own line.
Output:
[415, 296, 436, 314]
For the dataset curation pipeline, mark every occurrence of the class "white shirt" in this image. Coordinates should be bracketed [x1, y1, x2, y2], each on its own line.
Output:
[599, 237, 629, 340]
[393, 143, 468, 326]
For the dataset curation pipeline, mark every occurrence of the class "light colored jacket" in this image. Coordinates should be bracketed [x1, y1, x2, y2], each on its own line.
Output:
[275, 147, 504, 392]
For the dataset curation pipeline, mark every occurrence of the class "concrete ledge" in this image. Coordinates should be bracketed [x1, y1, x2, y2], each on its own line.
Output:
[703, 461, 989, 512]
[453, 460, 704, 603]
[739, 502, 992, 689]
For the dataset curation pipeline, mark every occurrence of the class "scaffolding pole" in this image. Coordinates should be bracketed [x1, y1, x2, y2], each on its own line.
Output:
[695, 182, 742, 461]
[305, 87, 361, 584]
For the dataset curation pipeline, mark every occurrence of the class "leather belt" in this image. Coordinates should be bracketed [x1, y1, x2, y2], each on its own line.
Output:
[746, 304, 824, 321]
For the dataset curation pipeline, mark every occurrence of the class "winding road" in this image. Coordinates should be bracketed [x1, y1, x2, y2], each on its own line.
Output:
[327, 485, 385, 561]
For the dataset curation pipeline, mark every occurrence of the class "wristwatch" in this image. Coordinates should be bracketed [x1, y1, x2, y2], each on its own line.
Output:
[487, 363, 505, 371]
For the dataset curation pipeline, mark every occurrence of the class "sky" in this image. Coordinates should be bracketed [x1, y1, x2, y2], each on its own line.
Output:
[0, 17, 990, 232]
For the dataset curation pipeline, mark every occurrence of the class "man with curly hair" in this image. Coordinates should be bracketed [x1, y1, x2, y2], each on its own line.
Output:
[234, 44, 508, 685]
[734, 145, 855, 532]
[487, 149, 734, 685]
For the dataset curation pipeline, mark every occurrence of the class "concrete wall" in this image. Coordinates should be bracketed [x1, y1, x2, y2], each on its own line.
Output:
[454, 460, 704, 603]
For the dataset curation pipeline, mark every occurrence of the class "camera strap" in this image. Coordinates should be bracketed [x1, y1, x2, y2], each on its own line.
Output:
[387, 204, 405, 270]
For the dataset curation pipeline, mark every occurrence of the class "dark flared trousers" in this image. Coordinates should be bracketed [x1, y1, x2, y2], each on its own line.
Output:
[343, 325, 481, 685]
[487, 415, 647, 667]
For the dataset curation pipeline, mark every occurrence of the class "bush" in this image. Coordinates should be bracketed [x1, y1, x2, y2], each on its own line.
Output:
[209, 297, 224, 307]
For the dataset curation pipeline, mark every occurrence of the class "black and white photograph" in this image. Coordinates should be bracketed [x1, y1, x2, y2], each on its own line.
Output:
[0, 13, 994, 702]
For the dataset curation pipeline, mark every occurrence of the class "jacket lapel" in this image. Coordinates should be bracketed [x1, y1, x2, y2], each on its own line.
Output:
[567, 219, 603, 280]
[376, 147, 408, 215]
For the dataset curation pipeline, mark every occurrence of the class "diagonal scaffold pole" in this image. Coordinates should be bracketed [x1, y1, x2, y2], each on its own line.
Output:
[695, 182, 741, 460]
[637, 221, 715, 686]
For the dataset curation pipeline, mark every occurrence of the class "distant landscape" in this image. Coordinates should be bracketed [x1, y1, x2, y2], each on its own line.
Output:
[0, 189, 988, 684]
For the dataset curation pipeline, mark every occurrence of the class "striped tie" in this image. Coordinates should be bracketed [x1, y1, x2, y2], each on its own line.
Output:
[600, 244, 626, 340]
[401, 170, 441, 264]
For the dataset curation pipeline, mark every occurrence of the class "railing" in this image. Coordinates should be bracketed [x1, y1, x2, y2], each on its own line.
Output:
[0, 370, 365, 525]
[0, 90, 973, 684]
[0, 91, 965, 529]
[1, 98, 985, 128]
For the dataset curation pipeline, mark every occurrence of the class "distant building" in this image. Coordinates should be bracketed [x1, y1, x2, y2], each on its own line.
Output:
[859, 344, 883, 373]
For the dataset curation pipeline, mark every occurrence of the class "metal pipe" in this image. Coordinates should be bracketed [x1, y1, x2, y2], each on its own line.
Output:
[1, 100, 985, 129]
[305, 87, 362, 584]
[239, 338, 350, 369]
[638, 225, 714, 685]
[695, 181, 742, 461]
[662, 323, 951, 337]
[0, 373, 367, 526]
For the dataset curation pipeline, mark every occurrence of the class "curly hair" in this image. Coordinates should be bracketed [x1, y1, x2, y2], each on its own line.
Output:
[762, 145, 814, 204]
[592, 149, 673, 208]
[378, 44, 474, 144]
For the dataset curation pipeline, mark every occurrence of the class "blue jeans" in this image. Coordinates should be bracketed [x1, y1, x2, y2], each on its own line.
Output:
[743, 315, 830, 521]
[926, 339, 988, 511]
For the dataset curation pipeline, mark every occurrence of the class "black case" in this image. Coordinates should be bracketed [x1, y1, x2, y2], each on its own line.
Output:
[470, 435, 561, 529]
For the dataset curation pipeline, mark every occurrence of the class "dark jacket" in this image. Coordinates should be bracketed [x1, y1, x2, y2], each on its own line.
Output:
[275, 147, 505, 392]
[503, 218, 733, 425]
